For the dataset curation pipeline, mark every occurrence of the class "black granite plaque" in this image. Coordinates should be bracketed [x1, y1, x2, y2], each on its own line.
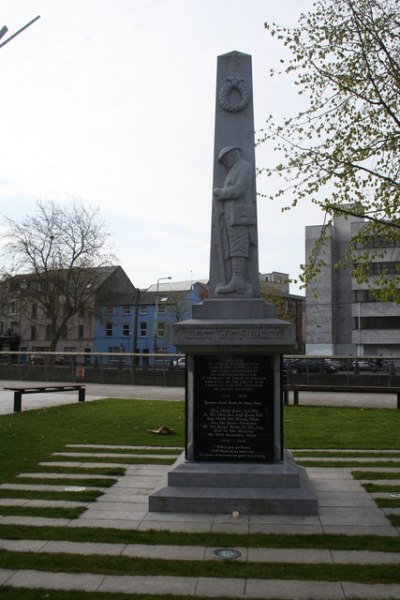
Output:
[192, 355, 275, 462]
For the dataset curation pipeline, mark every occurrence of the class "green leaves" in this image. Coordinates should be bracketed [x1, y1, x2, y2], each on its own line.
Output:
[262, 0, 400, 290]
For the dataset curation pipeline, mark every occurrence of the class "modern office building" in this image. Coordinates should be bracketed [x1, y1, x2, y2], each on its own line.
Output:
[305, 211, 400, 357]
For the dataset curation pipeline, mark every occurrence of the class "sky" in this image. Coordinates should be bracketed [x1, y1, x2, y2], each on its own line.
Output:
[0, 0, 324, 295]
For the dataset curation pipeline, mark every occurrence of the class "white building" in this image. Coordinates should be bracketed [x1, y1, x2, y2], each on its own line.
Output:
[305, 211, 400, 357]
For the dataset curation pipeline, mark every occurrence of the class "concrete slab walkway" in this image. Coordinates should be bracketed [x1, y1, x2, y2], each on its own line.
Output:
[0, 382, 399, 598]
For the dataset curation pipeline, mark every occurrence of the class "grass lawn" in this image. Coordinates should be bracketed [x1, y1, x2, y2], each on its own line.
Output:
[0, 399, 399, 484]
[0, 398, 399, 596]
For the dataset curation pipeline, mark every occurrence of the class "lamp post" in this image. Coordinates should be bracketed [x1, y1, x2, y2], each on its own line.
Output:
[153, 276, 171, 355]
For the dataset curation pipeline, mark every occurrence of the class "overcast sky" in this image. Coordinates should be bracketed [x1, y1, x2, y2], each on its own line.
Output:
[0, 0, 324, 294]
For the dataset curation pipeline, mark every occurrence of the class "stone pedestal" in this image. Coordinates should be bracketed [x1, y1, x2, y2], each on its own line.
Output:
[149, 299, 318, 515]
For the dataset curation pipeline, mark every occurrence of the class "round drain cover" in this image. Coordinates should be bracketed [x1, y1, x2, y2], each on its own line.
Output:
[213, 548, 241, 560]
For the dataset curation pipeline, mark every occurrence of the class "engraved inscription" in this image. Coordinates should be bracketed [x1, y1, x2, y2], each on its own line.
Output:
[184, 327, 285, 342]
[193, 355, 274, 462]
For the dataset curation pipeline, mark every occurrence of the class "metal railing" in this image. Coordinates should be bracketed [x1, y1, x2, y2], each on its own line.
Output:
[0, 351, 186, 386]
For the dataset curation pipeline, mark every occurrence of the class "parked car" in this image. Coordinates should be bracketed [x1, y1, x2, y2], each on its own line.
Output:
[172, 357, 186, 369]
[29, 354, 68, 366]
[352, 359, 378, 372]
[288, 358, 337, 374]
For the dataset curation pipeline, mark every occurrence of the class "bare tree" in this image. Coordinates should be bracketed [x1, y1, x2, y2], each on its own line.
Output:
[1, 199, 116, 352]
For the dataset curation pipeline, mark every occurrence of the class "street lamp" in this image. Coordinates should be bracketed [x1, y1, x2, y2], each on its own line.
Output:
[153, 276, 171, 354]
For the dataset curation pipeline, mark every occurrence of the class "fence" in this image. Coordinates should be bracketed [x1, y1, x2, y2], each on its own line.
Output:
[0, 351, 186, 386]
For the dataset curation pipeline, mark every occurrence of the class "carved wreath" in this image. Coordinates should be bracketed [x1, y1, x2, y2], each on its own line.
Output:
[218, 77, 250, 113]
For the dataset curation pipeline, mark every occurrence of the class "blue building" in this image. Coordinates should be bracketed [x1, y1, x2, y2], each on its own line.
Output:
[133, 280, 208, 363]
[94, 279, 208, 363]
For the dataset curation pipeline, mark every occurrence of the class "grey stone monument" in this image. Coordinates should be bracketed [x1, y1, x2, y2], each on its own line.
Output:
[149, 51, 317, 515]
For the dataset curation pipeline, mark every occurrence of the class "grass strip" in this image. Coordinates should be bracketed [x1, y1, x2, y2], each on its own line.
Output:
[0, 550, 399, 583]
[15, 478, 117, 487]
[293, 451, 400, 458]
[374, 498, 400, 508]
[297, 460, 400, 468]
[0, 587, 237, 600]
[0, 489, 102, 502]
[388, 515, 400, 527]
[363, 484, 400, 493]
[352, 471, 400, 480]
[44, 456, 176, 465]
[0, 507, 86, 519]
[66, 446, 183, 455]
[29, 466, 126, 475]
[0, 524, 399, 552]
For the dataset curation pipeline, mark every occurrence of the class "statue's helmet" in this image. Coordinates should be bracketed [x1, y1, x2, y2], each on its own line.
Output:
[218, 145, 240, 162]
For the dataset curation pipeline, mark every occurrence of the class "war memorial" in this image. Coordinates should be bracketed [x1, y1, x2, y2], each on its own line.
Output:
[149, 51, 317, 515]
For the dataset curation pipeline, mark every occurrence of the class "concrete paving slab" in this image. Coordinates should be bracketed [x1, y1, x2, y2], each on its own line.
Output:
[318, 506, 391, 526]
[0, 539, 48, 552]
[42, 540, 125, 556]
[68, 518, 142, 529]
[245, 578, 345, 600]
[332, 550, 400, 564]
[0, 515, 71, 526]
[0, 569, 16, 585]
[248, 523, 325, 534]
[6, 569, 104, 592]
[246, 547, 333, 564]
[196, 576, 245, 597]
[317, 491, 377, 507]
[121, 543, 206, 560]
[98, 574, 197, 595]
[342, 582, 400, 599]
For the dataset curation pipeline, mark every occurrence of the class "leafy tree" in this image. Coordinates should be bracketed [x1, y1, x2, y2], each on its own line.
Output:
[261, 0, 400, 294]
[1, 199, 116, 353]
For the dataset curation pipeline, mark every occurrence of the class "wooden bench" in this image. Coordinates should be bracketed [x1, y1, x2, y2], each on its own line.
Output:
[283, 384, 400, 409]
[4, 385, 85, 413]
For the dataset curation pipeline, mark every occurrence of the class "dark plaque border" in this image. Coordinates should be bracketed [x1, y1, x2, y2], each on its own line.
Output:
[192, 354, 275, 462]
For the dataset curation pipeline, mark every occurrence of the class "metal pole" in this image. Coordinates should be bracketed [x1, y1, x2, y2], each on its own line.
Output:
[0, 16, 40, 49]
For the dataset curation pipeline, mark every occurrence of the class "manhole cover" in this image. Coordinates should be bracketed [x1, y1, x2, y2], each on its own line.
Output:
[213, 548, 241, 560]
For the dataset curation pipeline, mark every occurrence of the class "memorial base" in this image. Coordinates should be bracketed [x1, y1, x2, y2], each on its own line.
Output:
[149, 450, 318, 515]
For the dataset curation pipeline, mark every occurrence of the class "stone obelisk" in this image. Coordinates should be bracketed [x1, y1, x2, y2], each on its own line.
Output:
[149, 51, 317, 515]
[209, 51, 259, 299]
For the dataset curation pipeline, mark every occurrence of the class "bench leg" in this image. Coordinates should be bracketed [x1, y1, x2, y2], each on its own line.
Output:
[14, 391, 22, 413]
[293, 390, 299, 406]
[397, 392, 400, 410]
[283, 390, 288, 405]
[78, 387, 85, 402]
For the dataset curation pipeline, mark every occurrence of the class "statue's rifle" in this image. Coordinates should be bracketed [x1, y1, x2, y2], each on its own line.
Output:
[212, 193, 226, 286]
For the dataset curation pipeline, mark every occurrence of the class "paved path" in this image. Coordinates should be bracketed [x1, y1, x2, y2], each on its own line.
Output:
[1, 379, 399, 414]
[0, 381, 399, 598]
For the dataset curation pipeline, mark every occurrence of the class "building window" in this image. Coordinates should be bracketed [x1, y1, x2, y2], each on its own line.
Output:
[140, 306, 148, 315]
[157, 322, 165, 337]
[78, 325, 84, 339]
[354, 316, 400, 330]
[123, 305, 130, 315]
[78, 305, 85, 318]
[108, 346, 123, 362]
[31, 304, 38, 319]
[8, 300, 16, 315]
[106, 322, 113, 336]
[123, 323, 130, 336]
[158, 303, 166, 314]
[31, 325, 36, 340]
[140, 322, 147, 337]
